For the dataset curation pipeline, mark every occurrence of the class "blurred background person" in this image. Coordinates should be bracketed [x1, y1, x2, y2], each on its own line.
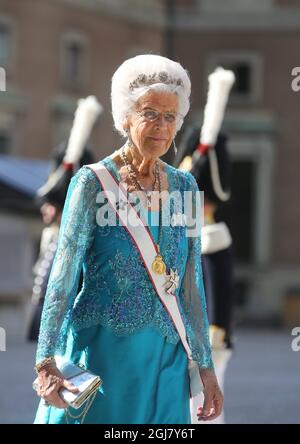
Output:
[175, 68, 235, 424]
[26, 141, 96, 341]
[26, 96, 102, 341]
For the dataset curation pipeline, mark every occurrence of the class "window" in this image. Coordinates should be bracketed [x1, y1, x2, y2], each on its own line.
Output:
[216, 159, 255, 263]
[65, 40, 83, 83]
[0, 133, 10, 154]
[61, 32, 88, 90]
[200, 0, 273, 12]
[0, 22, 11, 68]
[0, 66, 5, 91]
[230, 62, 251, 95]
[206, 52, 263, 105]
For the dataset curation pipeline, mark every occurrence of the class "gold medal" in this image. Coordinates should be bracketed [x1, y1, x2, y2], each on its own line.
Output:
[152, 244, 166, 274]
[152, 253, 167, 275]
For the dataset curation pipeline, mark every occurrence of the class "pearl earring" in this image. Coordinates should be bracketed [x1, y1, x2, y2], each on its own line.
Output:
[126, 129, 134, 148]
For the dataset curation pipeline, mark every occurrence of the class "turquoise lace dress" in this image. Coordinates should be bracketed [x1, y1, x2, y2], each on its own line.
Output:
[34, 155, 213, 424]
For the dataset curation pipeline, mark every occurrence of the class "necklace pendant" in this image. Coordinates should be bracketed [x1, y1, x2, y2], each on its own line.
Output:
[152, 253, 167, 275]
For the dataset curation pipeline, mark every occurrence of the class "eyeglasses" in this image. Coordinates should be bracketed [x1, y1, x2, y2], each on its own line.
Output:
[135, 109, 179, 124]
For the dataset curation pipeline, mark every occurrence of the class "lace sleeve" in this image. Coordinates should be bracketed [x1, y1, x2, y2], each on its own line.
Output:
[35, 166, 100, 364]
[180, 173, 214, 370]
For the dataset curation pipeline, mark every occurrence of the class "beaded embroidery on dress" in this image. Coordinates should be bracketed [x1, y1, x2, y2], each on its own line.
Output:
[36, 155, 213, 370]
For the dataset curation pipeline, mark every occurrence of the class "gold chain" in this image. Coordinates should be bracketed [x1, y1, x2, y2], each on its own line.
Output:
[120, 145, 159, 209]
[64, 390, 98, 424]
[120, 145, 166, 275]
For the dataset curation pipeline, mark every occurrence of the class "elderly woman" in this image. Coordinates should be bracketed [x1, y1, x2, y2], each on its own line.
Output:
[34, 54, 223, 424]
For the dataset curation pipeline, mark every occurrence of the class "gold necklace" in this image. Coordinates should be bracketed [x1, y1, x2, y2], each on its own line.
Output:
[150, 165, 179, 293]
[120, 146, 179, 293]
[151, 164, 166, 275]
[120, 146, 158, 210]
[121, 146, 166, 274]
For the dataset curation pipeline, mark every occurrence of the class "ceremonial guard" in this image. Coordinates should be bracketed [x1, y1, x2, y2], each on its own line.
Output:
[27, 96, 102, 341]
[175, 68, 235, 423]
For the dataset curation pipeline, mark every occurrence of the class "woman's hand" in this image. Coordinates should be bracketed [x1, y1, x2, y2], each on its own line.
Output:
[197, 368, 224, 421]
[36, 363, 79, 409]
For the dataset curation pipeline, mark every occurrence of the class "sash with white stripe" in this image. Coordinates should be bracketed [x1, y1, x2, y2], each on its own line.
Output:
[87, 162, 204, 420]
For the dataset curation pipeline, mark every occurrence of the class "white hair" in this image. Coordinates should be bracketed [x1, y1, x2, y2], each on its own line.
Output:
[111, 54, 191, 137]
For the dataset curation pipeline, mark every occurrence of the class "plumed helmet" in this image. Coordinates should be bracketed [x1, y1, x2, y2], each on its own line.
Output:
[36, 95, 103, 209]
[36, 141, 95, 209]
